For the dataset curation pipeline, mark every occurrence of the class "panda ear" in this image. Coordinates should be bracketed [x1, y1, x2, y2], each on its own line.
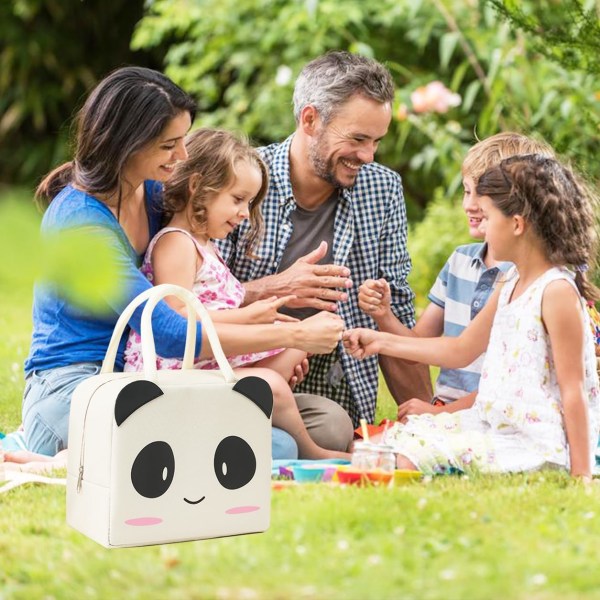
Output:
[232, 376, 273, 419]
[115, 380, 164, 426]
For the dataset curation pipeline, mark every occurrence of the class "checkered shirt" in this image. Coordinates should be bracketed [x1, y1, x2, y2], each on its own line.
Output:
[216, 135, 416, 425]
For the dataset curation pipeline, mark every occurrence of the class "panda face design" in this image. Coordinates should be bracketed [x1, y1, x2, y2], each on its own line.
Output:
[109, 376, 272, 545]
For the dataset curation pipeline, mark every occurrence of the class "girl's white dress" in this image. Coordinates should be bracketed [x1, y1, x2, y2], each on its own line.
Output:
[385, 267, 600, 475]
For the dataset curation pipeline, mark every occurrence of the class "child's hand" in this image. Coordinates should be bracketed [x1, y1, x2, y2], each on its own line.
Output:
[343, 328, 381, 359]
[241, 296, 298, 324]
[289, 357, 309, 390]
[358, 278, 391, 319]
[397, 398, 442, 423]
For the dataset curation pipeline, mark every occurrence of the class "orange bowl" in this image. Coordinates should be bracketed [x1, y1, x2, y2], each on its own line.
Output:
[365, 470, 393, 485]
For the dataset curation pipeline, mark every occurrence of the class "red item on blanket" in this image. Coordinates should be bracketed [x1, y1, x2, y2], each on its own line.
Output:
[353, 419, 396, 439]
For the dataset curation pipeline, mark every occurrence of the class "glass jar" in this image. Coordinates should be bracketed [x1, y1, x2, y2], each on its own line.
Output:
[351, 441, 396, 472]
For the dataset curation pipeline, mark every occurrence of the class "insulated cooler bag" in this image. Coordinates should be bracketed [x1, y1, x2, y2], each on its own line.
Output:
[66, 284, 273, 548]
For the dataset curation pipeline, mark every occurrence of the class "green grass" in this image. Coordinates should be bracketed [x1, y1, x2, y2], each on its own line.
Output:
[2, 193, 600, 599]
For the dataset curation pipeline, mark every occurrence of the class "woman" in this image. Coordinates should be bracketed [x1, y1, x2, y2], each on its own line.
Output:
[18, 66, 343, 458]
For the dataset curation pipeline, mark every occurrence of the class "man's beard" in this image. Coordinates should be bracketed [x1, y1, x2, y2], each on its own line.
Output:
[308, 136, 355, 189]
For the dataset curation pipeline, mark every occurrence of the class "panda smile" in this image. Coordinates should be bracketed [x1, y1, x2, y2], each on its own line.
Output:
[184, 496, 206, 505]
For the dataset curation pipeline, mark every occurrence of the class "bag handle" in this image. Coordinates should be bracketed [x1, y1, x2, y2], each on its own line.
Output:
[101, 284, 236, 382]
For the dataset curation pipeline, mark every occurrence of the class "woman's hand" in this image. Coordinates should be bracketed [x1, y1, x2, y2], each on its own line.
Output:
[296, 311, 344, 354]
[358, 278, 391, 319]
[239, 295, 298, 324]
[342, 328, 381, 359]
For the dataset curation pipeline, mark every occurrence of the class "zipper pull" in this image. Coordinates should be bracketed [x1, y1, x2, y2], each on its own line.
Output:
[77, 464, 84, 492]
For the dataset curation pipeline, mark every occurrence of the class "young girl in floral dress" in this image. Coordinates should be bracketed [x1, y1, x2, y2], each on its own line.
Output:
[344, 155, 600, 480]
[125, 128, 348, 460]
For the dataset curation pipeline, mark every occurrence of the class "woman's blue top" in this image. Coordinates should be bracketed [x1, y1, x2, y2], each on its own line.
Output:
[24, 181, 202, 373]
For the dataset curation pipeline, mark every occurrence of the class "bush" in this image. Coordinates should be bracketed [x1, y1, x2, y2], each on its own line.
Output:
[408, 189, 472, 310]
[0, 0, 158, 184]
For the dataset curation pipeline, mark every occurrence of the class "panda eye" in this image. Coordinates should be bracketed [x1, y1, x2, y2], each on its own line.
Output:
[131, 441, 175, 498]
[214, 436, 256, 490]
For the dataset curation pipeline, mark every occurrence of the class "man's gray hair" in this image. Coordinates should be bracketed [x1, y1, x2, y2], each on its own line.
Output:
[293, 51, 395, 124]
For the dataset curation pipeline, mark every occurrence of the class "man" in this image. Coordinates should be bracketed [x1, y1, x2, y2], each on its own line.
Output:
[218, 51, 431, 441]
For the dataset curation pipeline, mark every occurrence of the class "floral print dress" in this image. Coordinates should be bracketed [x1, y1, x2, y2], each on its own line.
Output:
[124, 227, 283, 372]
[384, 267, 600, 475]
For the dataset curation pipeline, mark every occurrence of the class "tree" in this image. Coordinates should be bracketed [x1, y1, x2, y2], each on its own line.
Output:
[135, 0, 600, 219]
[490, 0, 600, 73]
[0, 0, 160, 184]
[134, 0, 600, 303]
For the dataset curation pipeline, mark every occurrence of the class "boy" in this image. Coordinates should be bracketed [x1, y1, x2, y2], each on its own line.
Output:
[358, 132, 555, 420]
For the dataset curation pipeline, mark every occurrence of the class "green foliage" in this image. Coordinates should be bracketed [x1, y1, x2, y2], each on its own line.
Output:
[0, 0, 154, 184]
[490, 0, 600, 73]
[134, 0, 469, 216]
[0, 188, 123, 313]
[134, 0, 600, 221]
[408, 190, 472, 309]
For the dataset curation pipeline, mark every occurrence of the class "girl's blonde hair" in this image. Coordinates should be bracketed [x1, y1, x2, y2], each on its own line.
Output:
[477, 154, 600, 302]
[163, 128, 267, 256]
[462, 132, 554, 181]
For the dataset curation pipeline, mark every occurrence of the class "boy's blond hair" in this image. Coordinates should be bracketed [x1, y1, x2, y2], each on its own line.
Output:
[462, 132, 555, 181]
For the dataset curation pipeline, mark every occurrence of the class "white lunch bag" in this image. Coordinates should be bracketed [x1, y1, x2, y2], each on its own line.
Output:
[66, 284, 273, 548]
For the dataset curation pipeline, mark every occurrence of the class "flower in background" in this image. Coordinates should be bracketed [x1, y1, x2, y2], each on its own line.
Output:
[275, 65, 293, 87]
[396, 103, 409, 121]
[410, 81, 461, 114]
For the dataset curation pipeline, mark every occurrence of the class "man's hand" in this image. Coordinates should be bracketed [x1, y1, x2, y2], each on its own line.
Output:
[246, 241, 353, 311]
[358, 278, 392, 319]
[397, 398, 441, 423]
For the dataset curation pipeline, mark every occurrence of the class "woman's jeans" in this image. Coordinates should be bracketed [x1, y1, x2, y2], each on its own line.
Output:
[22, 362, 299, 459]
[22, 362, 102, 456]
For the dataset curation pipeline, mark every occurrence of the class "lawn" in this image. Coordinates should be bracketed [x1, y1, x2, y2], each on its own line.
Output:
[2, 194, 600, 599]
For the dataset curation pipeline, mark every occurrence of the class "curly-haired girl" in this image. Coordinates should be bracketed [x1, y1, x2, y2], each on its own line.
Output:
[344, 154, 600, 480]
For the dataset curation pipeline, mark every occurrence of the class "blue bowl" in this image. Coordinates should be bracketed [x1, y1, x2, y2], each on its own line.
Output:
[292, 464, 332, 483]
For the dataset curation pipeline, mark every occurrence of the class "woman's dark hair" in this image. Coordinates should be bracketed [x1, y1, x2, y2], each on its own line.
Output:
[162, 128, 267, 258]
[477, 154, 600, 302]
[36, 66, 196, 211]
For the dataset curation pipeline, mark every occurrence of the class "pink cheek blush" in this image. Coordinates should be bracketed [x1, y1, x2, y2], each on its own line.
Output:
[125, 517, 163, 526]
[225, 506, 260, 515]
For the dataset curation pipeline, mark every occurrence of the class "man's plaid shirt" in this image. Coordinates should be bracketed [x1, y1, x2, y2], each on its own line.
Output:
[216, 135, 416, 425]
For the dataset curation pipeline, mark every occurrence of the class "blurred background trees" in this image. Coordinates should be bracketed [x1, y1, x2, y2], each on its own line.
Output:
[2, 0, 599, 304]
[0, 0, 164, 183]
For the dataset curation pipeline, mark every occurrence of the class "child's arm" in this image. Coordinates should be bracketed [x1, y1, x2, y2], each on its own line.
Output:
[209, 296, 299, 324]
[199, 310, 344, 358]
[414, 303, 445, 337]
[152, 235, 296, 325]
[542, 280, 592, 479]
[151, 231, 199, 314]
[146, 231, 346, 358]
[344, 284, 501, 368]
[396, 391, 477, 421]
